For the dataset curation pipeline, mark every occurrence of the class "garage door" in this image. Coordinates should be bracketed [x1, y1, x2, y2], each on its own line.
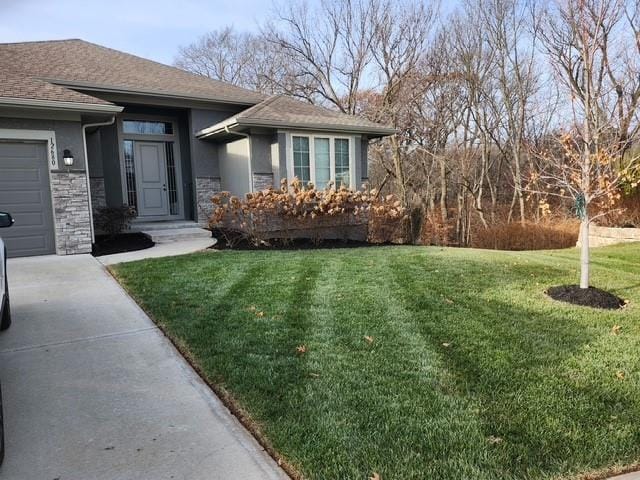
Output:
[0, 141, 55, 257]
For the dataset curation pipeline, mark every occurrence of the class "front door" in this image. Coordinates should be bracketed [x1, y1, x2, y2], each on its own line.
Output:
[134, 142, 168, 217]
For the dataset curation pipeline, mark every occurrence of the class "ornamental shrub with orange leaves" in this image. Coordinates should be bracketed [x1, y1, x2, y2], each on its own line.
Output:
[210, 178, 408, 247]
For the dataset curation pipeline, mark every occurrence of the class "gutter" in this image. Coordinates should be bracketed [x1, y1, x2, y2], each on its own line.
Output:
[224, 125, 253, 194]
[40, 79, 264, 107]
[0, 97, 123, 114]
[196, 119, 397, 140]
[82, 116, 116, 242]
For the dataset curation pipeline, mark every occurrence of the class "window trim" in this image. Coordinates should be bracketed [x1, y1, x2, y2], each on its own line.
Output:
[285, 131, 356, 189]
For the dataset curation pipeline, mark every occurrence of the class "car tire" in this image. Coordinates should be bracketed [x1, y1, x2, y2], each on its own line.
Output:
[0, 283, 10, 332]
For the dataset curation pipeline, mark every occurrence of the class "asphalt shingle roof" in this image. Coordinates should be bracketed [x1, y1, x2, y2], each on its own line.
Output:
[0, 71, 113, 105]
[0, 39, 265, 106]
[0, 39, 393, 136]
[199, 95, 396, 137]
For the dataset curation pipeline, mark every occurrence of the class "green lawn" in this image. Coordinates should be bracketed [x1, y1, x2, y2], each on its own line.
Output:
[112, 243, 640, 480]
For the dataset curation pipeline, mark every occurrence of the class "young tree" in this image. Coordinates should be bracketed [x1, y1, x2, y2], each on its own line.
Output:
[538, 0, 640, 288]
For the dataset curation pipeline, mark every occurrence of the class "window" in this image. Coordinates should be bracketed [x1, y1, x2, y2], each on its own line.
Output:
[123, 120, 173, 135]
[123, 140, 137, 207]
[314, 138, 330, 189]
[289, 134, 352, 188]
[293, 136, 310, 184]
[334, 138, 350, 188]
[165, 142, 179, 215]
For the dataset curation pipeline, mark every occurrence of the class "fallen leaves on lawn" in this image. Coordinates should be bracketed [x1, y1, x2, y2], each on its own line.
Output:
[616, 371, 625, 380]
[442, 342, 452, 348]
[612, 325, 622, 335]
[444, 298, 454, 304]
[487, 435, 503, 445]
[370, 473, 381, 480]
[255, 311, 265, 318]
[296, 345, 307, 355]
[364, 335, 374, 344]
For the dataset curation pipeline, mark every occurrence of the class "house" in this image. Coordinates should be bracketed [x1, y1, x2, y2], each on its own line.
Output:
[0, 39, 395, 257]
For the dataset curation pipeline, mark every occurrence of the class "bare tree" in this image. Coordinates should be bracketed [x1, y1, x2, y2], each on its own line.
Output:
[174, 27, 291, 94]
[263, 0, 379, 113]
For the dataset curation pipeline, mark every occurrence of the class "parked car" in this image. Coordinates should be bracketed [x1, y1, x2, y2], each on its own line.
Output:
[0, 210, 13, 465]
[1, 211, 13, 331]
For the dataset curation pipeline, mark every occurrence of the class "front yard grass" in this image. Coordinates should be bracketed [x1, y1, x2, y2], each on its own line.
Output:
[112, 243, 640, 480]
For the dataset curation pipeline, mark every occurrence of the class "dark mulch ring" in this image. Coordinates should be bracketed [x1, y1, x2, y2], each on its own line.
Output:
[209, 228, 395, 250]
[92, 233, 154, 257]
[546, 284, 627, 310]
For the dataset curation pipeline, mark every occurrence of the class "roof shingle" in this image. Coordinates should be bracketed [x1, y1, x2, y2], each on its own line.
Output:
[0, 71, 113, 105]
[0, 39, 265, 106]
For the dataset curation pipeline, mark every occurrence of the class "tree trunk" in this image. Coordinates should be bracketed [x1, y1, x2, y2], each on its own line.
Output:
[439, 157, 447, 222]
[580, 218, 590, 289]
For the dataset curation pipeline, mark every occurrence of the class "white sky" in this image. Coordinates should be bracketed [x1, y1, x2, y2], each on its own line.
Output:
[0, 0, 272, 65]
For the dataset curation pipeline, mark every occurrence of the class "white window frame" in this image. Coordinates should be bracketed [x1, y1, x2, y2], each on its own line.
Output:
[285, 131, 357, 189]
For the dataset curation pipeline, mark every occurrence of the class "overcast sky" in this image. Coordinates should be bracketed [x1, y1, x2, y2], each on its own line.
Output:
[0, 0, 270, 65]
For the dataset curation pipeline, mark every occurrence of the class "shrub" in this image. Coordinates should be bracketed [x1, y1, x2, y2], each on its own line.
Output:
[94, 205, 137, 237]
[210, 179, 408, 247]
[471, 221, 579, 251]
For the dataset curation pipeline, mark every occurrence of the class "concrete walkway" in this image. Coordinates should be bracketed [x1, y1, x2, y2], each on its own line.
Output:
[98, 237, 216, 265]
[609, 473, 640, 479]
[0, 254, 288, 480]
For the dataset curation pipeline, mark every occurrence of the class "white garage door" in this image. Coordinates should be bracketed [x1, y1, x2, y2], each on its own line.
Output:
[0, 141, 56, 257]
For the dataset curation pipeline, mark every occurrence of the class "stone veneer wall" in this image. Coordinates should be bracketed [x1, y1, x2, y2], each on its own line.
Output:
[89, 177, 106, 214]
[196, 176, 221, 225]
[252, 172, 274, 192]
[577, 225, 640, 247]
[50, 171, 93, 255]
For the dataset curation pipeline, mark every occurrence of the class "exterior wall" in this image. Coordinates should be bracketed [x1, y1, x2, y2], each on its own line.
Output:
[90, 177, 106, 213]
[51, 171, 92, 254]
[251, 133, 276, 190]
[252, 173, 274, 191]
[195, 176, 221, 225]
[577, 225, 640, 247]
[360, 137, 369, 185]
[100, 123, 123, 207]
[190, 108, 244, 223]
[189, 109, 235, 178]
[271, 137, 280, 187]
[278, 132, 287, 183]
[354, 136, 362, 188]
[0, 115, 92, 255]
[218, 138, 251, 197]
[0, 117, 87, 169]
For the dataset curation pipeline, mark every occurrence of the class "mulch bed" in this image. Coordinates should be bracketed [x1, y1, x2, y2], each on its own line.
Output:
[211, 237, 384, 251]
[209, 229, 400, 250]
[546, 285, 626, 309]
[92, 233, 154, 257]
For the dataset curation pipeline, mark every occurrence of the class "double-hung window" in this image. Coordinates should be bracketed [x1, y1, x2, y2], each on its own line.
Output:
[292, 136, 311, 184]
[290, 134, 352, 189]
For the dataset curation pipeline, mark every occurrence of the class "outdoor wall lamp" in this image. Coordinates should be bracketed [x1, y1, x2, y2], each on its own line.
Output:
[63, 149, 74, 167]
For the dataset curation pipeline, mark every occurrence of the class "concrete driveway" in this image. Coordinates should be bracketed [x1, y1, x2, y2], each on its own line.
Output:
[0, 254, 288, 480]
